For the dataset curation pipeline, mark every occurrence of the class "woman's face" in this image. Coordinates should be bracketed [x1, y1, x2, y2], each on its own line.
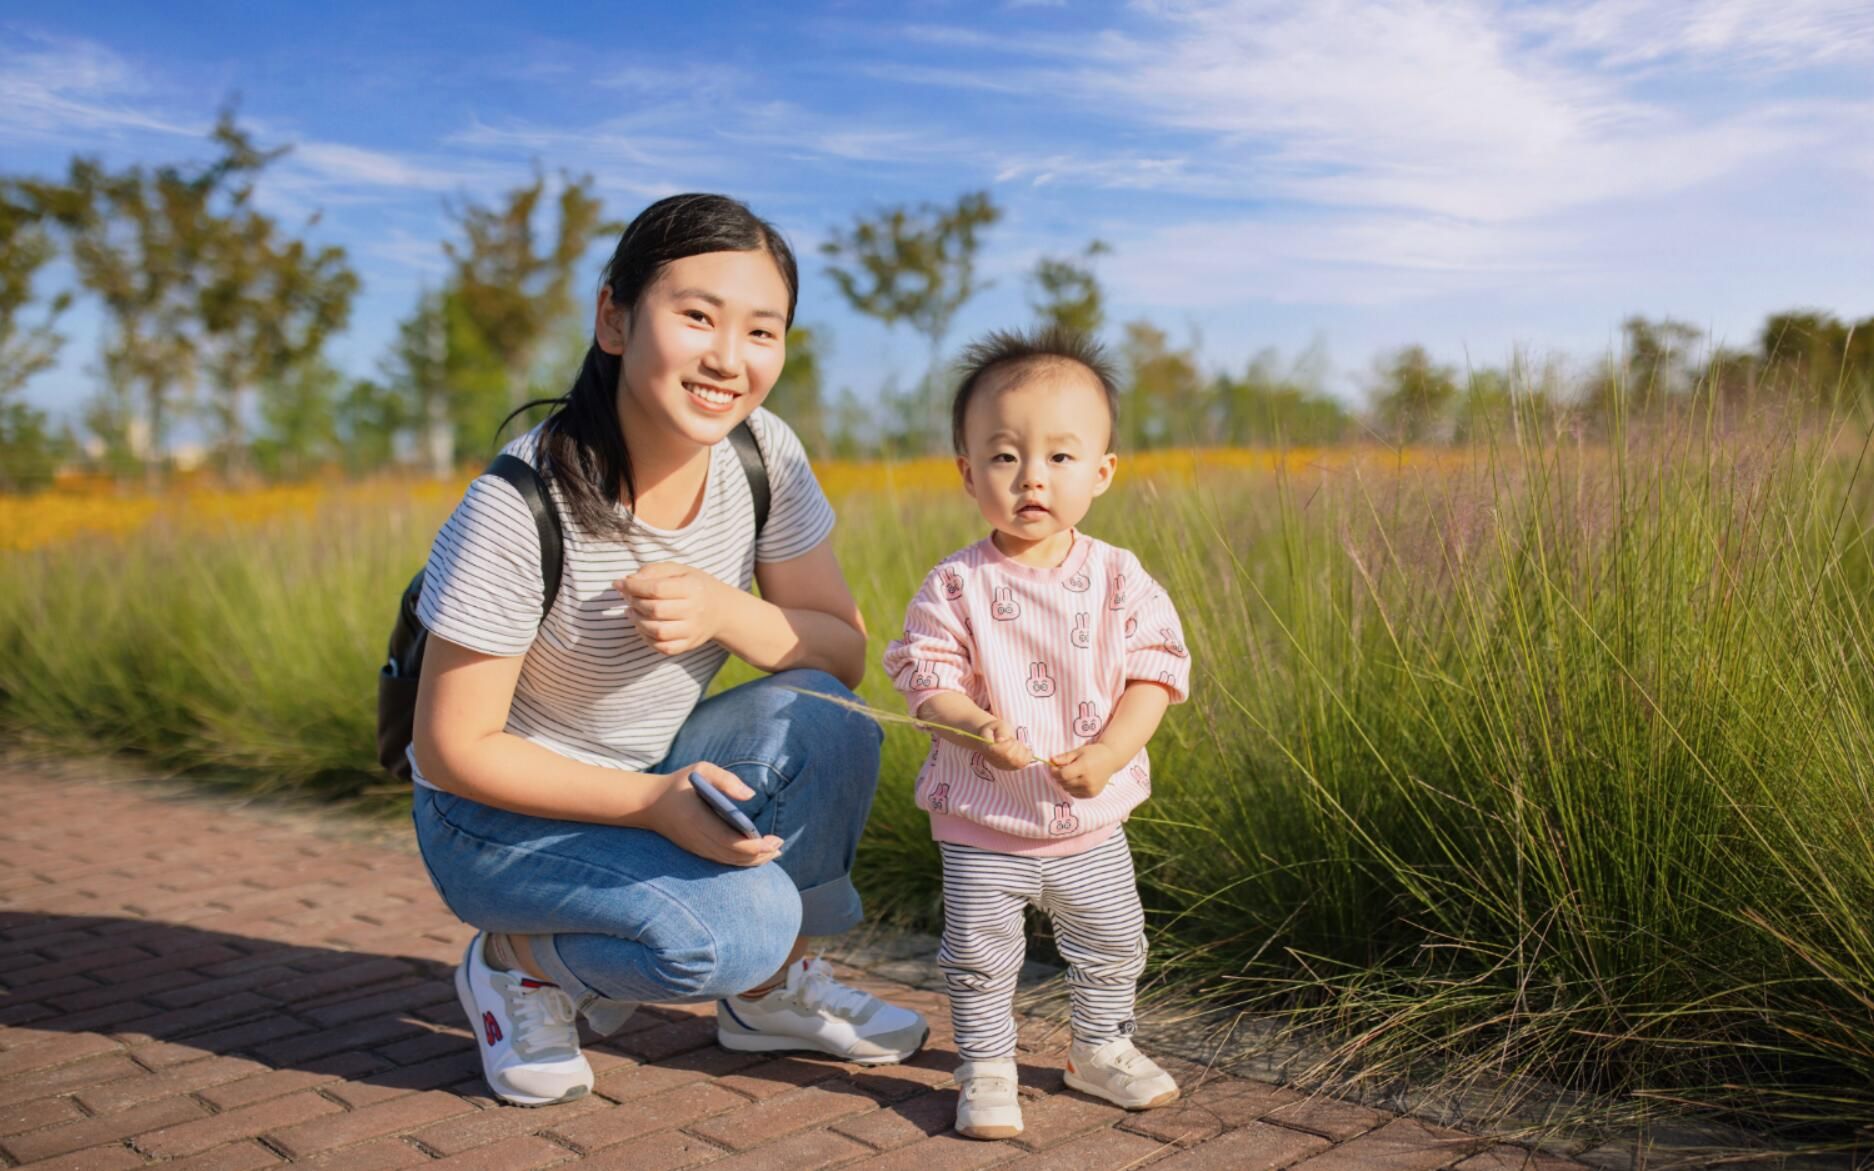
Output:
[596, 249, 791, 449]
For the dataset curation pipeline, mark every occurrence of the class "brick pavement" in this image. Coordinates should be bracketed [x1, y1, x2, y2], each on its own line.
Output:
[0, 768, 1586, 1170]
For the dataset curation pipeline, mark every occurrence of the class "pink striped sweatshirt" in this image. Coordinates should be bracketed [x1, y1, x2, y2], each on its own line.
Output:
[882, 530, 1192, 856]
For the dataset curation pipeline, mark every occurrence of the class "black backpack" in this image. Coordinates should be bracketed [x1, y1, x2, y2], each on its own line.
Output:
[375, 421, 771, 779]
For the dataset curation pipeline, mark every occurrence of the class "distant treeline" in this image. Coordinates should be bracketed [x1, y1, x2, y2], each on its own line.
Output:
[3, 114, 1870, 491]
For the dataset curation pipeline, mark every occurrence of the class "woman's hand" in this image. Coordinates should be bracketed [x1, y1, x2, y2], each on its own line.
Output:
[641, 762, 782, 867]
[618, 563, 730, 656]
[1049, 742, 1123, 799]
[977, 719, 1034, 772]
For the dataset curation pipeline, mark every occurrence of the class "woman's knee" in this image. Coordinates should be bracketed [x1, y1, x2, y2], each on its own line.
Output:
[771, 669, 880, 792]
[646, 867, 801, 1000]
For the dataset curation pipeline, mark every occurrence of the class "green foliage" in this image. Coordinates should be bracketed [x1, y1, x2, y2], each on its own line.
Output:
[821, 191, 1002, 451]
[1028, 240, 1109, 336]
[1119, 319, 1204, 448]
[766, 326, 828, 452]
[1211, 344, 1350, 446]
[1371, 344, 1459, 443]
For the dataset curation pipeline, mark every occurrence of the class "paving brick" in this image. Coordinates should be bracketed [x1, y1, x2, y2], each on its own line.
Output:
[264, 955, 417, 1002]
[715, 1055, 850, 1100]
[108, 990, 278, 1044]
[1002, 1126, 1173, 1171]
[1147, 1121, 1333, 1171]
[134, 1088, 344, 1158]
[0, 1052, 143, 1108]
[831, 1087, 958, 1150]
[591, 1058, 714, 1104]
[196, 1050, 386, 1109]
[251, 1012, 428, 1065]
[164, 1011, 312, 1058]
[1261, 1091, 1393, 1142]
[616, 1015, 721, 1062]
[427, 1134, 578, 1169]
[847, 1131, 1020, 1170]
[325, 1048, 482, 1107]
[2, 1093, 206, 1163]
[10, 1143, 148, 1171]
[1003, 1089, 1125, 1152]
[165, 1138, 287, 1169]
[571, 1128, 725, 1170]
[1288, 1115, 1488, 1170]
[291, 1135, 433, 1169]
[0, 1030, 122, 1078]
[547, 1082, 744, 1151]
[695, 1129, 872, 1170]
[76, 1053, 264, 1112]
[406, 1091, 607, 1156]
[688, 1081, 883, 1151]
[0, 1092, 85, 1136]
[49, 967, 193, 1011]
[268, 1088, 477, 1159]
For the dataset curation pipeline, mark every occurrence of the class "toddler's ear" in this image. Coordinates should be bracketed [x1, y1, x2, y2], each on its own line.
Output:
[1091, 451, 1118, 497]
[955, 454, 977, 498]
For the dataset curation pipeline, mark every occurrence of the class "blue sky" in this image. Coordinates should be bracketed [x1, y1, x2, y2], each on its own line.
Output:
[5, 0, 1872, 430]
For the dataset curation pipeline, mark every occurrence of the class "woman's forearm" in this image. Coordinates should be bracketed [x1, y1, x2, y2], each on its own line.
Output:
[415, 727, 663, 826]
[710, 586, 867, 687]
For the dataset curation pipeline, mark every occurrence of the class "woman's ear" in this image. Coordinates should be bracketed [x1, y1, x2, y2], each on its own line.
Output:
[595, 285, 630, 355]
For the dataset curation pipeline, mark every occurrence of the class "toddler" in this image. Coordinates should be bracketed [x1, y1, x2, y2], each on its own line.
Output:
[883, 327, 1191, 1140]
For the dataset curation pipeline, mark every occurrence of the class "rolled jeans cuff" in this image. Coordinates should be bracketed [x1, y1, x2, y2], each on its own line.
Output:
[526, 932, 598, 1005]
[798, 874, 863, 938]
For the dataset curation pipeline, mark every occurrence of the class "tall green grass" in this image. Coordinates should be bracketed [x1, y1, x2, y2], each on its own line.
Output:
[3, 399, 1872, 1146]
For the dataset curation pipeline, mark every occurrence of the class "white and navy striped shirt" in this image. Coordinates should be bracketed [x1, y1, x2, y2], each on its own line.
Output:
[408, 408, 836, 790]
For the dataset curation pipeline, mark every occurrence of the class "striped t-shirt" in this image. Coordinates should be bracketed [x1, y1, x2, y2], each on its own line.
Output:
[408, 408, 836, 791]
[881, 531, 1192, 856]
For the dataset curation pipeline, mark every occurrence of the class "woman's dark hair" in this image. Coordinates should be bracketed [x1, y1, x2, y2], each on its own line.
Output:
[950, 326, 1121, 455]
[498, 193, 799, 538]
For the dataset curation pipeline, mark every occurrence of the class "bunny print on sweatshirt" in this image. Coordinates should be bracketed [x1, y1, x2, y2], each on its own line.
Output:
[883, 530, 1191, 857]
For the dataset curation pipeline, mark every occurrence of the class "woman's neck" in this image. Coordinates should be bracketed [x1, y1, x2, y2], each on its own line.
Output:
[617, 394, 712, 529]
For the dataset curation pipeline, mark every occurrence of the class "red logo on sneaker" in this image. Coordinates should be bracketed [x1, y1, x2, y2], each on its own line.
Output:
[482, 1011, 503, 1045]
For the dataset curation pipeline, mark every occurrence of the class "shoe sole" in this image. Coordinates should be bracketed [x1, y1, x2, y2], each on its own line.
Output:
[455, 960, 590, 1108]
[1062, 1069, 1180, 1111]
[716, 1023, 930, 1066]
[957, 1123, 1023, 1140]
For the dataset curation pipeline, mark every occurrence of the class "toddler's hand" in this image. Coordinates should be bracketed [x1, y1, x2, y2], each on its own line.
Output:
[976, 719, 1034, 772]
[1049, 742, 1122, 799]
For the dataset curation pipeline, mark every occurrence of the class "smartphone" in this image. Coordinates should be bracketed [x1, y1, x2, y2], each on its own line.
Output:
[688, 771, 761, 839]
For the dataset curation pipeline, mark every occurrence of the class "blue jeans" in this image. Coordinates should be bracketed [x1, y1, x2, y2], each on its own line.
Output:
[412, 669, 883, 1006]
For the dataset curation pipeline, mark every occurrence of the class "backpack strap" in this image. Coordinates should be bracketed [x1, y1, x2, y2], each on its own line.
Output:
[485, 453, 564, 617]
[727, 420, 771, 537]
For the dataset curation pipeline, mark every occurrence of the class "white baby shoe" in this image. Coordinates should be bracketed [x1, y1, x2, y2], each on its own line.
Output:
[1063, 1036, 1180, 1109]
[955, 1056, 1024, 1139]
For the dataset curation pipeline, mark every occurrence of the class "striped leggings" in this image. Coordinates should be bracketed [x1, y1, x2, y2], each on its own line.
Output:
[936, 829, 1147, 1060]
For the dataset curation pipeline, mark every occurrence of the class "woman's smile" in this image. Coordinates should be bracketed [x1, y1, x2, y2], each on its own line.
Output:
[684, 380, 741, 413]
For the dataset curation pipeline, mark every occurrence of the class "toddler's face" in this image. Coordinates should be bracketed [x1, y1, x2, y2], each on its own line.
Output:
[957, 362, 1117, 545]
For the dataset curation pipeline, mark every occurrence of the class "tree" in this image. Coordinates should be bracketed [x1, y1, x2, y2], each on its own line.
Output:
[334, 377, 407, 476]
[1371, 345, 1459, 444]
[0, 183, 71, 490]
[1213, 344, 1350, 446]
[766, 326, 828, 452]
[17, 109, 354, 482]
[252, 356, 342, 480]
[821, 191, 1001, 452]
[194, 123, 359, 477]
[444, 171, 619, 433]
[1759, 309, 1874, 405]
[1028, 240, 1109, 336]
[1119, 320, 1203, 449]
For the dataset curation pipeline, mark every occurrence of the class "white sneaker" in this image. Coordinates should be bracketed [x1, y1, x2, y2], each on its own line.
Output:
[1063, 1036, 1180, 1110]
[716, 957, 928, 1065]
[955, 1057, 1023, 1140]
[455, 933, 594, 1106]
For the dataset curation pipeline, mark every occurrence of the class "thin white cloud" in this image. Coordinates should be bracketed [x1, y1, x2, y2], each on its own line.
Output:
[0, 28, 200, 143]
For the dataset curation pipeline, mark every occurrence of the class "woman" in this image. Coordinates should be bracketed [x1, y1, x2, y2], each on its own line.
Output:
[409, 193, 926, 1107]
